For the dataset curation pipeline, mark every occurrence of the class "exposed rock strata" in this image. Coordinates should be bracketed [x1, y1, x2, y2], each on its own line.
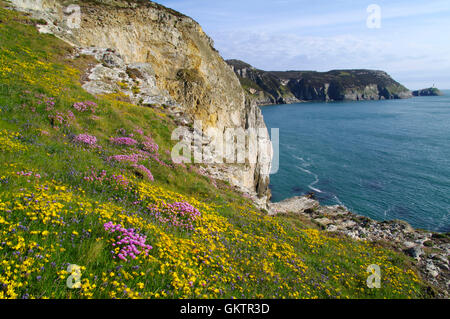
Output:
[10, 0, 272, 204]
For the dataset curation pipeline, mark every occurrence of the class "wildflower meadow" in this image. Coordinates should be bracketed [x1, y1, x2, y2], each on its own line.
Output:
[0, 3, 432, 299]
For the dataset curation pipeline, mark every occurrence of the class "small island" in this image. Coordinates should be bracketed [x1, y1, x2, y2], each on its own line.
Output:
[412, 87, 443, 96]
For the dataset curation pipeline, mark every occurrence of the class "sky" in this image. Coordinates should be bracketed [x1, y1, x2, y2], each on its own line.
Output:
[154, 0, 450, 90]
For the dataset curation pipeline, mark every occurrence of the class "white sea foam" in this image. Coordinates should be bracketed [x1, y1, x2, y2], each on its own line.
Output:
[333, 195, 344, 206]
[294, 163, 346, 206]
[295, 165, 322, 193]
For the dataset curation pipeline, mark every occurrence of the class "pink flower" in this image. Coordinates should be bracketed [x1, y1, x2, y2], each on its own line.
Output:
[133, 164, 154, 181]
[134, 128, 144, 135]
[110, 137, 138, 146]
[142, 136, 159, 153]
[73, 101, 97, 113]
[74, 134, 97, 146]
[108, 154, 144, 164]
[83, 169, 130, 188]
[104, 222, 152, 262]
[148, 201, 201, 230]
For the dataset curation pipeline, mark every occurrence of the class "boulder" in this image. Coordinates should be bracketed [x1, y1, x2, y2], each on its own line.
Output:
[404, 246, 425, 260]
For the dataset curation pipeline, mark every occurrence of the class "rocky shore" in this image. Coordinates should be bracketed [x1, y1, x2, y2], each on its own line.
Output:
[269, 196, 450, 298]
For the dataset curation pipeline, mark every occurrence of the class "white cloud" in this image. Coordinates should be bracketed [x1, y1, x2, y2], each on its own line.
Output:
[213, 30, 450, 89]
[157, 0, 450, 88]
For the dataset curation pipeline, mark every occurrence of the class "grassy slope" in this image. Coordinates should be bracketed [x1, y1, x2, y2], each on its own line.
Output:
[0, 5, 430, 299]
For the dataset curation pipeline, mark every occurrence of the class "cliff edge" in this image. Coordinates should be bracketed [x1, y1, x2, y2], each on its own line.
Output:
[10, 0, 272, 205]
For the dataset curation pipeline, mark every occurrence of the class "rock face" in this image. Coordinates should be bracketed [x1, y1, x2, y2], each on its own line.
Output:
[269, 197, 450, 298]
[10, 0, 272, 204]
[227, 59, 412, 105]
[268, 196, 319, 215]
[412, 87, 443, 96]
[227, 59, 302, 106]
[77, 47, 180, 108]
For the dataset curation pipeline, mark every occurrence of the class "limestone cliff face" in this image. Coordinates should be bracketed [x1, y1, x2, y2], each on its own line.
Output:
[10, 0, 271, 204]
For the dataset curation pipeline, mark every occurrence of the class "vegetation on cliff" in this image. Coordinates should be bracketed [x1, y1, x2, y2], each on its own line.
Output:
[227, 59, 412, 105]
[11, 0, 272, 201]
[0, 3, 433, 299]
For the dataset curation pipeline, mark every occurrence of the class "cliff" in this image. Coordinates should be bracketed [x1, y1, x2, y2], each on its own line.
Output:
[412, 87, 443, 96]
[0, 1, 446, 299]
[10, 0, 271, 204]
[227, 59, 412, 105]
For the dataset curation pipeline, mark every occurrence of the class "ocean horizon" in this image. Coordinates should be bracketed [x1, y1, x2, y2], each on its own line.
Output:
[262, 91, 450, 232]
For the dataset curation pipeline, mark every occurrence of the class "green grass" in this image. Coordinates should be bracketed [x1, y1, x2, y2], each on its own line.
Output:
[0, 3, 432, 299]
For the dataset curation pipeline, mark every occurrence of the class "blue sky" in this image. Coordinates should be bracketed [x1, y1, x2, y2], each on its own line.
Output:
[154, 0, 450, 89]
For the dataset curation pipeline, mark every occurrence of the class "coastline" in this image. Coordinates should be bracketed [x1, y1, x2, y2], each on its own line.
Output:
[4, 0, 448, 300]
[257, 94, 449, 297]
[267, 195, 450, 298]
[257, 95, 418, 107]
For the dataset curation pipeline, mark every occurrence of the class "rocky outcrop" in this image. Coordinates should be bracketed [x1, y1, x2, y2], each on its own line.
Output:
[268, 196, 319, 215]
[76, 47, 181, 108]
[10, 0, 272, 204]
[269, 196, 450, 298]
[227, 59, 301, 106]
[412, 87, 443, 96]
[227, 59, 412, 104]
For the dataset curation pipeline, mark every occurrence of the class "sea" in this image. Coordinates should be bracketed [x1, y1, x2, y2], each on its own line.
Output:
[261, 90, 450, 232]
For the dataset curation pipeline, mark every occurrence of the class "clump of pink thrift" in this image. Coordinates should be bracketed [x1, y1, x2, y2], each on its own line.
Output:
[73, 101, 97, 113]
[74, 134, 97, 146]
[148, 201, 201, 231]
[142, 136, 159, 153]
[104, 222, 152, 262]
[48, 112, 66, 126]
[84, 168, 130, 188]
[110, 137, 138, 146]
[133, 164, 154, 181]
[108, 153, 144, 164]
[134, 127, 144, 135]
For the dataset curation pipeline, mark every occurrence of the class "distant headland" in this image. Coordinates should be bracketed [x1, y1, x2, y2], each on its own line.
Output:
[412, 87, 443, 96]
[227, 59, 412, 106]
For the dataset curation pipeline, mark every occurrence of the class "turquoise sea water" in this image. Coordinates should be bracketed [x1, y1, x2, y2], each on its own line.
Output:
[261, 91, 450, 232]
